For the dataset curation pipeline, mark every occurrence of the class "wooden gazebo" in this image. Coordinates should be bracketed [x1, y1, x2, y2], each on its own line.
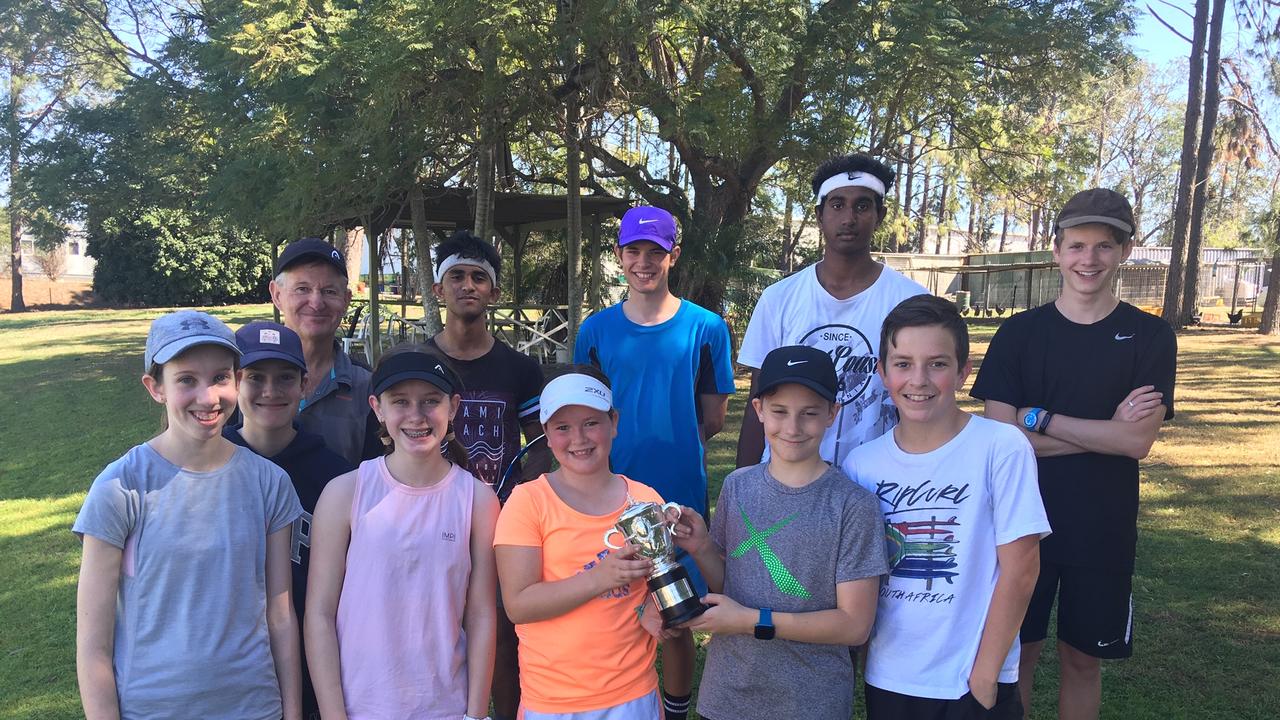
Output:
[354, 188, 631, 362]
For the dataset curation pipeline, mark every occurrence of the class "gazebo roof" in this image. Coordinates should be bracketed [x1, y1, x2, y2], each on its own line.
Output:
[373, 188, 631, 234]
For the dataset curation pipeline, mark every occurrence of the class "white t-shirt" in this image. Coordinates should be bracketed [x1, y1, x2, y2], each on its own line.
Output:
[841, 415, 1051, 700]
[738, 262, 927, 465]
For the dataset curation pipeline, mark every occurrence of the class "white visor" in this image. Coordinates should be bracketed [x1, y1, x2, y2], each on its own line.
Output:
[436, 254, 497, 287]
[817, 170, 887, 202]
[540, 373, 613, 424]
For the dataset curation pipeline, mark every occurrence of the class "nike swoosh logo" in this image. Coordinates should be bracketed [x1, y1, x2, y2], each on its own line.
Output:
[1115, 333, 1135, 341]
[637, 218, 660, 224]
[786, 360, 808, 366]
[1097, 638, 1123, 647]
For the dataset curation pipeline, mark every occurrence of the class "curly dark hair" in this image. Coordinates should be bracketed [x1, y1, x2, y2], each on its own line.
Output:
[810, 154, 896, 212]
[435, 230, 502, 284]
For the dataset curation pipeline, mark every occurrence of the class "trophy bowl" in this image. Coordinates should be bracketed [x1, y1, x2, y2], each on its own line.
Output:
[604, 501, 708, 628]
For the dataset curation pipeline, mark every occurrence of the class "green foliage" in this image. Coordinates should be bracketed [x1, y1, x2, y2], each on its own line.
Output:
[89, 208, 271, 305]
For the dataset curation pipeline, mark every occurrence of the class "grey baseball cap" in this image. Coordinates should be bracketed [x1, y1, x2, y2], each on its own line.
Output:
[144, 310, 241, 371]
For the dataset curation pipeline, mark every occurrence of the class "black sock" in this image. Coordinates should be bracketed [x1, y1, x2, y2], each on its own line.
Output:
[663, 691, 692, 720]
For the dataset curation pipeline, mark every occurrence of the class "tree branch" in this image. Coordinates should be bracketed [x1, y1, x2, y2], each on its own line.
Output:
[1147, 4, 1196, 44]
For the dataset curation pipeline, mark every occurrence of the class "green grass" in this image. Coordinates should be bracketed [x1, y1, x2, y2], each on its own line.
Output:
[2, 310, 1278, 719]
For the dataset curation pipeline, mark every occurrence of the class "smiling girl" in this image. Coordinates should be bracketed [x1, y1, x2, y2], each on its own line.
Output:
[75, 310, 303, 720]
[494, 367, 667, 720]
[305, 347, 499, 720]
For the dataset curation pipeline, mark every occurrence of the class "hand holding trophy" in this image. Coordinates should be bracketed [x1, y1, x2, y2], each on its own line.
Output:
[604, 500, 708, 628]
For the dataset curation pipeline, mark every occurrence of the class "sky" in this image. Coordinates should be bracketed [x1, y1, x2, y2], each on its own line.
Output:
[1131, 0, 1255, 98]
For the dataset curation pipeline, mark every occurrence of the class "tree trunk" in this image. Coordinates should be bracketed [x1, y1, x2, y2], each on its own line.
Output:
[1260, 240, 1280, 335]
[1029, 205, 1041, 253]
[781, 194, 794, 270]
[409, 186, 443, 335]
[902, 135, 916, 253]
[1163, 0, 1210, 325]
[1179, 0, 1226, 327]
[917, 156, 932, 253]
[339, 228, 364, 282]
[560, 89, 581, 356]
[998, 207, 1009, 252]
[588, 216, 603, 310]
[8, 95, 26, 312]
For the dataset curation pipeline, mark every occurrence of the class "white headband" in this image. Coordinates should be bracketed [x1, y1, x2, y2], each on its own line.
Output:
[540, 373, 613, 424]
[437, 254, 497, 287]
[817, 170, 887, 202]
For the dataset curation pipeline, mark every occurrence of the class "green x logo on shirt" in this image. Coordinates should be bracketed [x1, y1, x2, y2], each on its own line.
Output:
[731, 505, 812, 599]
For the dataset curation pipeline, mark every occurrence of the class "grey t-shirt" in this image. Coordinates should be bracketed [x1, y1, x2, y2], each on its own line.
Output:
[696, 463, 888, 720]
[298, 344, 374, 466]
[73, 443, 302, 720]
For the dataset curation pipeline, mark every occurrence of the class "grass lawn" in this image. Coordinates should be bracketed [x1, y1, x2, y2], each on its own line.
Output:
[2, 308, 1278, 719]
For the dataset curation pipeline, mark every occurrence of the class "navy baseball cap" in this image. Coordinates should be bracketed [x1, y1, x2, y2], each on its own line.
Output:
[754, 345, 838, 402]
[144, 310, 241, 371]
[371, 351, 458, 397]
[275, 237, 347, 276]
[618, 206, 677, 251]
[236, 321, 306, 372]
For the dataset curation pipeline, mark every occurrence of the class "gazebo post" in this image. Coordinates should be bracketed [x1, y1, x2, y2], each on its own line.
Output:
[366, 218, 381, 365]
[271, 239, 281, 323]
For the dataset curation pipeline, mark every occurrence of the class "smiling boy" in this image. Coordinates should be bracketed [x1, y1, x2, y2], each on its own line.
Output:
[573, 206, 735, 720]
[223, 321, 354, 720]
[843, 295, 1050, 720]
[668, 345, 886, 720]
[970, 188, 1177, 719]
[736, 154, 926, 469]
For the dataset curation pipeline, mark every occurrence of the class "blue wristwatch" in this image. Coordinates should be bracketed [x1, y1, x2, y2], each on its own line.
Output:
[1022, 407, 1045, 433]
[754, 607, 775, 640]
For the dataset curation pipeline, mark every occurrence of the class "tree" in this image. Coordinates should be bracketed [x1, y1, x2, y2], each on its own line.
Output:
[576, 0, 1130, 310]
[1, 1, 113, 311]
[1179, 0, 1229, 327]
[1162, 0, 1211, 323]
[32, 243, 65, 282]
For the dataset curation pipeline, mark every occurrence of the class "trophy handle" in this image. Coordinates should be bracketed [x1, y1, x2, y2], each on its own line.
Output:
[660, 502, 682, 523]
[603, 527, 628, 550]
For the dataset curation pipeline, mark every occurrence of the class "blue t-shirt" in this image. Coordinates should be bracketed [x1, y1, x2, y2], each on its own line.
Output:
[574, 299, 735, 515]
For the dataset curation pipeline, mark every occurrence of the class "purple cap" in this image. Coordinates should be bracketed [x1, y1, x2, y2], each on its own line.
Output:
[618, 206, 677, 251]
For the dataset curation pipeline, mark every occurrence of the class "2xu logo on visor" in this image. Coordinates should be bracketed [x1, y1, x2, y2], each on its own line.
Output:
[799, 324, 877, 404]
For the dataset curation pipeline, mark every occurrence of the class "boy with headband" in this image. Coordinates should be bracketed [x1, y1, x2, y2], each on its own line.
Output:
[736, 154, 927, 468]
[425, 230, 547, 720]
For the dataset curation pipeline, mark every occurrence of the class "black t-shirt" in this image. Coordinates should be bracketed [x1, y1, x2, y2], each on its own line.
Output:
[224, 425, 354, 720]
[970, 301, 1177, 571]
[426, 337, 544, 502]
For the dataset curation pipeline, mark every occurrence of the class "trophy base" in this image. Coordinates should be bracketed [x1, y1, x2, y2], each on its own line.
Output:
[648, 565, 708, 629]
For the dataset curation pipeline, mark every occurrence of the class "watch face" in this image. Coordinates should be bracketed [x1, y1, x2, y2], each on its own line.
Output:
[1022, 411, 1037, 429]
[754, 624, 775, 640]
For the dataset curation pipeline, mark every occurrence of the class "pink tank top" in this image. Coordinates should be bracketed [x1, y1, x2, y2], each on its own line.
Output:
[336, 457, 475, 720]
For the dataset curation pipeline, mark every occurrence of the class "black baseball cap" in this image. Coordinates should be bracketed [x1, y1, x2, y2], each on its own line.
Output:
[1055, 188, 1135, 237]
[371, 351, 457, 397]
[275, 237, 347, 276]
[753, 345, 838, 402]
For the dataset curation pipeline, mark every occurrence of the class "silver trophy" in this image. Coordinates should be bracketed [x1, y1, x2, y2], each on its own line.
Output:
[604, 501, 707, 628]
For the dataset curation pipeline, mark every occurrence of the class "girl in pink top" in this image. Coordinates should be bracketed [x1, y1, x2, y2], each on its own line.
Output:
[306, 348, 500, 720]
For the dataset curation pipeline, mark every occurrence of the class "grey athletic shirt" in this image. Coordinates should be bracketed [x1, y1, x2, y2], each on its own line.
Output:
[73, 443, 301, 720]
[696, 463, 887, 720]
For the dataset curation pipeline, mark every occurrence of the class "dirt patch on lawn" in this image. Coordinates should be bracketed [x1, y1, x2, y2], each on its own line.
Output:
[0, 278, 96, 310]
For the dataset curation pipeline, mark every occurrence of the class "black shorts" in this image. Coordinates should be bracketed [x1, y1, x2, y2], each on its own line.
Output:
[1020, 559, 1134, 659]
[865, 682, 1023, 720]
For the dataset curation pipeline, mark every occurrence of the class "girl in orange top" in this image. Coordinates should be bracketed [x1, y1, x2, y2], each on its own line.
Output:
[494, 368, 665, 719]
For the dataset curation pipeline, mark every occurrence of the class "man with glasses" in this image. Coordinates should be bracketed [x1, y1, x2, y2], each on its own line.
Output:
[269, 237, 379, 466]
